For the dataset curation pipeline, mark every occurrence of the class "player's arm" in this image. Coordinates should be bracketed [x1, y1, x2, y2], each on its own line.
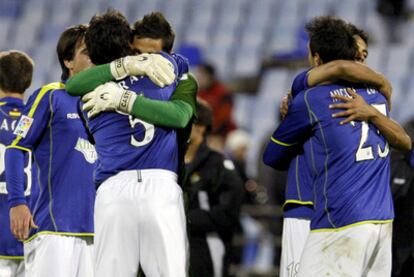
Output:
[66, 53, 175, 96]
[330, 88, 412, 151]
[307, 60, 392, 102]
[68, 53, 196, 128]
[82, 73, 197, 128]
[263, 91, 313, 170]
[188, 160, 244, 235]
[5, 84, 58, 240]
[5, 148, 37, 240]
[127, 73, 197, 128]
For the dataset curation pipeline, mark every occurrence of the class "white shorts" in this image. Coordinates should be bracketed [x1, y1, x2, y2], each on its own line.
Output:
[24, 234, 93, 277]
[297, 222, 392, 277]
[94, 169, 189, 277]
[0, 259, 24, 277]
[279, 218, 310, 277]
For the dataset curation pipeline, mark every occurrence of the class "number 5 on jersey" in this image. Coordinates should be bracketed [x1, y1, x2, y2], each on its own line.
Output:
[129, 116, 155, 147]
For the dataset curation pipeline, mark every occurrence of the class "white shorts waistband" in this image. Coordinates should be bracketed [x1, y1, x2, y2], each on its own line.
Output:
[113, 169, 177, 182]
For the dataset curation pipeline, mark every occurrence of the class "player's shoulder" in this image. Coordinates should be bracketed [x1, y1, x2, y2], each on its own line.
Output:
[292, 85, 324, 103]
[25, 82, 65, 110]
[29, 82, 65, 101]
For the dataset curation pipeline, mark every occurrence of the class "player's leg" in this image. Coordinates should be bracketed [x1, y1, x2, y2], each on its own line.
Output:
[0, 259, 23, 277]
[297, 224, 381, 277]
[139, 170, 189, 277]
[94, 173, 140, 277]
[16, 259, 25, 277]
[363, 223, 392, 277]
[74, 236, 94, 277]
[24, 234, 90, 277]
[279, 217, 310, 277]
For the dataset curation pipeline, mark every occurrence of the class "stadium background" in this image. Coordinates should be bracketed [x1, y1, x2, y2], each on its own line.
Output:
[1, 0, 413, 276]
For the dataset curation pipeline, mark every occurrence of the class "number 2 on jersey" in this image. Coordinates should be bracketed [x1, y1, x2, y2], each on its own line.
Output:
[355, 104, 389, 162]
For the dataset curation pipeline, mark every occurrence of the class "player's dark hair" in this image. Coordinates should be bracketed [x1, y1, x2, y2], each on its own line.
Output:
[86, 9, 133, 65]
[57, 24, 88, 81]
[132, 12, 175, 52]
[347, 23, 369, 45]
[306, 16, 357, 63]
[0, 51, 34, 94]
[195, 99, 213, 135]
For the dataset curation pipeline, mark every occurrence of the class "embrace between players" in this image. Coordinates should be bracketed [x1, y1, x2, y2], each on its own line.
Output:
[0, 9, 410, 277]
[3, 10, 195, 277]
[264, 16, 411, 277]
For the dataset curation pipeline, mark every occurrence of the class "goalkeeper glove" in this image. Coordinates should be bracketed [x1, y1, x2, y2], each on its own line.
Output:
[110, 53, 175, 87]
[81, 82, 136, 119]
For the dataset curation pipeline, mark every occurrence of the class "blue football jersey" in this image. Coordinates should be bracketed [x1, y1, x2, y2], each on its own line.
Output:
[283, 151, 314, 219]
[7, 82, 96, 239]
[291, 68, 311, 98]
[171, 53, 189, 79]
[0, 97, 30, 258]
[281, 68, 314, 219]
[267, 84, 393, 230]
[86, 54, 179, 184]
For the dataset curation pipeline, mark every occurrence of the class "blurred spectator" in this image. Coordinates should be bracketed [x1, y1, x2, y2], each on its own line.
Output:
[197, 63, 237, 151]
[225, 129, 271, 205]
[257, 131, 287, 206]
[225, 129, 251, 182]
[377, 0, 407, 43]
[390, 119, 414, 277]
[185, 99, 244, 277]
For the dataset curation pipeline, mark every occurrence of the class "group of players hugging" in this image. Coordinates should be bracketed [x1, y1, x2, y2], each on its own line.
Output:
[0, 7, 412, 277]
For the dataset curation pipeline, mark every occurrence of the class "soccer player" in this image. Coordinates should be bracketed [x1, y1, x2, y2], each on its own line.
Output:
[264, 16, 410, 276]
[5, 25, 96, 277]
[276, 23, 404, 277]
[65, 12, 197, 186]
[0, 50, 34, 277]
[82, 10, 188, 277]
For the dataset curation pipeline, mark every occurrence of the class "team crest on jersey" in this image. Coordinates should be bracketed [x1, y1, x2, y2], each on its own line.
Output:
[75, 138, 97, 164]
[13, 115, 33, 138]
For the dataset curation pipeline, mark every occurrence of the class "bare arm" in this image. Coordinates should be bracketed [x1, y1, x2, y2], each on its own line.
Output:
[308, 60, 392, 103]
[330, 89, 411, 151]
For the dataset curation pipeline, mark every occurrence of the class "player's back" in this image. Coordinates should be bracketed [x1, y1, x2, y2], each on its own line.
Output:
[9, 83, 96, 236]
[87, 56, 179, 185]
[0, 97, 29, 257]
[301, 84, 393, 230]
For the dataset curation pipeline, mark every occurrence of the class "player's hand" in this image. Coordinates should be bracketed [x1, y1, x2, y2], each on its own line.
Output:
[10, 204, 38, 241]
[82, 82, 137, 118]
[279, 92, 291, 120]
[329, 88, 378, 125]
[110, 53, 175, 87]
